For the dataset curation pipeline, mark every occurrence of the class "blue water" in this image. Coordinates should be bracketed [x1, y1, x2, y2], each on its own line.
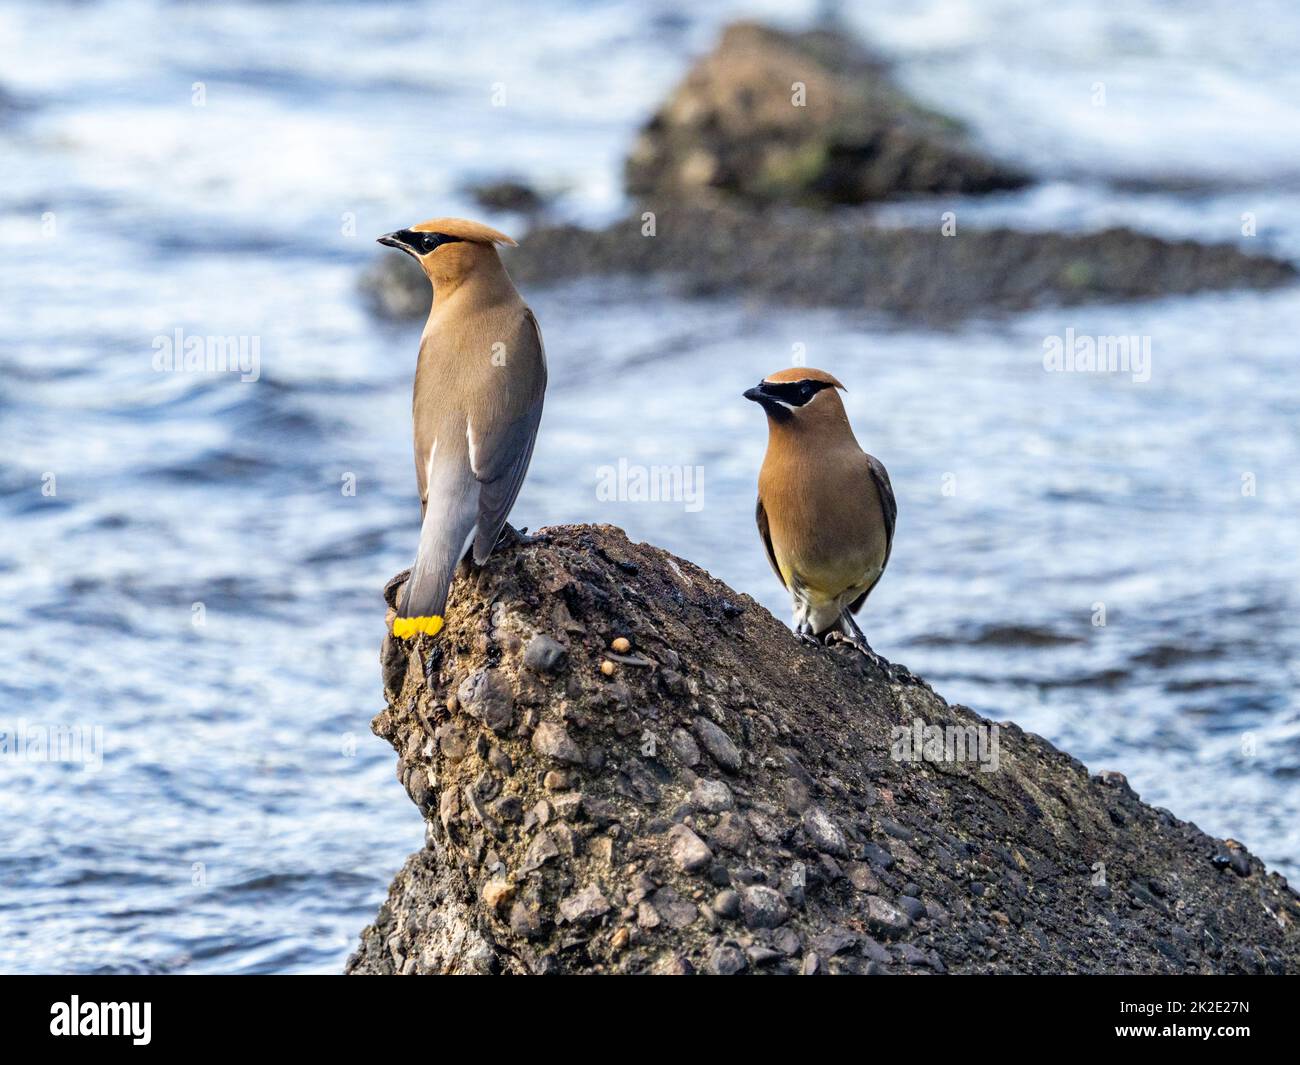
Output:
[2, 0, 1298, 974]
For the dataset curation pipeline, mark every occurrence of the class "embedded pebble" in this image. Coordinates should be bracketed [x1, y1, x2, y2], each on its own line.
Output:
[668, 728, 701, 766]
[801, 805, 848, 857]
[456, 669, 515, 733]
[740, 885, 791, 929]
[691, 778, 734, 813]
[898, 895, 927, 922]
[709, 944, 747, 975]
[693, 716, 742, 773]
[523, 634, 568, 674]
[666, 823, 713, 873]
[559, 883, 611, 924]
[436, 724, 470, 761]
[531, 720, 584, 764]
[482, 877, 515, 910]
[709, 811, 753, 853]
[712, 888, 741, 919]
[865, 895, 912, 939]
[846, 861, 880, 894]
[520, 830, 560, 872]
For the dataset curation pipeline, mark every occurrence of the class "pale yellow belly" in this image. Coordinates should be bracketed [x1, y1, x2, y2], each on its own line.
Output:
[761, 452, 888, 633]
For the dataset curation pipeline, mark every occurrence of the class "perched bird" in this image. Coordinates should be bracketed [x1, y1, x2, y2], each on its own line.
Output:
[743, 367, 896, 662]
[376, 218, 546, 639]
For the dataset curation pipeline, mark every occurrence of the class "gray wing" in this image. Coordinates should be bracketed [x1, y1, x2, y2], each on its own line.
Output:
[755, 496, 785, 588]
[849, 454, 897, 614]
[471, 309, 546, 563]
[867, 454, 896, 570]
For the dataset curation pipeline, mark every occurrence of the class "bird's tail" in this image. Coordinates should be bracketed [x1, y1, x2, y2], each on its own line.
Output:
[395, 482, 478, 640]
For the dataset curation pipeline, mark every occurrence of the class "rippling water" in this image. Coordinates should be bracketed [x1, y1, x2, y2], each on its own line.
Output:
[2, 0, 1298, 973]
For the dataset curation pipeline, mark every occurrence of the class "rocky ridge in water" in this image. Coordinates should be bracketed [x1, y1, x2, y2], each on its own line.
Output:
[363, 201, 1296, 321]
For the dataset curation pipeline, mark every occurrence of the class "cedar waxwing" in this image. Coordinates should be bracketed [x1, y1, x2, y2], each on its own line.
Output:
[377, 218, 546, 639]
[744, 367, 896, 663]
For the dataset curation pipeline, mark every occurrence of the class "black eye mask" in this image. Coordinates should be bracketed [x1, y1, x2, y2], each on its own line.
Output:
[410, 231, 463, 254]
[761, 379, 835, 407]
[379, 229, 464, 257]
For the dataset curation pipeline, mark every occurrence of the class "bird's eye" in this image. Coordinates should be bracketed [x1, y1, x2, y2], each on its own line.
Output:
[801, 383, 813, 399]
[421, 235, 437, 252]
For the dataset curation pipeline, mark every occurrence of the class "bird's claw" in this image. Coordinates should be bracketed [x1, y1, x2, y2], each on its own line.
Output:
[794, 621, 822, 646]
[826, 631, 892, 674]
[383, 568, 412, 610]
[496, 523, 541, 550]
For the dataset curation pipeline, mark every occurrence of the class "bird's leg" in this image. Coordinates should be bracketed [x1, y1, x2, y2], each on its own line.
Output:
[794, 619, 821, 646]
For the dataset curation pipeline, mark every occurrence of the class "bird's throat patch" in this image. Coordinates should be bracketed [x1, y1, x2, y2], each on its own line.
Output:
[393, 615, 444, 639]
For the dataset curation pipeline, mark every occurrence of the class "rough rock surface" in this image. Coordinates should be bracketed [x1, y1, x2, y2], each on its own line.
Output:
[362, 203, 1297, 321]
[347, 525, 1299, 975]
[624, 21, 1028, 205]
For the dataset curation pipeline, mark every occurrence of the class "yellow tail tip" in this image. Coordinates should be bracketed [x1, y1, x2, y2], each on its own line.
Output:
[393, 615, 443, 639]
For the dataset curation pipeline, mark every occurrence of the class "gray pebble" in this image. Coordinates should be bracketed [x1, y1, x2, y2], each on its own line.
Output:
[668, 728, 701, 766]
[865, 895, 911, 939]
[801, 805, 848, 857]
[712, 888, 741, 919]
[898, 895, 927, 922]
[456, 669, 515, 733]
[531, 720, 584, 764]
[522, 634, 568, 673]
[559, 883, 610, 924]
[693, 716, 742, 773]
[666, 823, 713, 873]
[709, 944, 747, 975]
[691, 777, 734, 813]
[740, 885, 791, 929]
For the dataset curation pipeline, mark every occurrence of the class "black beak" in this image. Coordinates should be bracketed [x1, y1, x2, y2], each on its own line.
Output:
[377, 230, 419, 259]
[744, 381, 791, 421]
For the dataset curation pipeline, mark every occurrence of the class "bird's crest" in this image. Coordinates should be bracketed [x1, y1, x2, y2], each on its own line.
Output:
[409, 217, 517, 247]
[763, 366, 845, 389]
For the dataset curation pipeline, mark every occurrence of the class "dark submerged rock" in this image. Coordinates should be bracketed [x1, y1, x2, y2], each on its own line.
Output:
[465, 176, 550, 216]
[363, 203, 1296, 323]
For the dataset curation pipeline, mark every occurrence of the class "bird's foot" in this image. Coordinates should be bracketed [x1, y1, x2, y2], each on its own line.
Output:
[826, 631, 891, 674]
[383, 568, 411, 610]
[827, 635, 919, 684]
[497, 523, 541, 550]
[794, 621, 822, 646]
